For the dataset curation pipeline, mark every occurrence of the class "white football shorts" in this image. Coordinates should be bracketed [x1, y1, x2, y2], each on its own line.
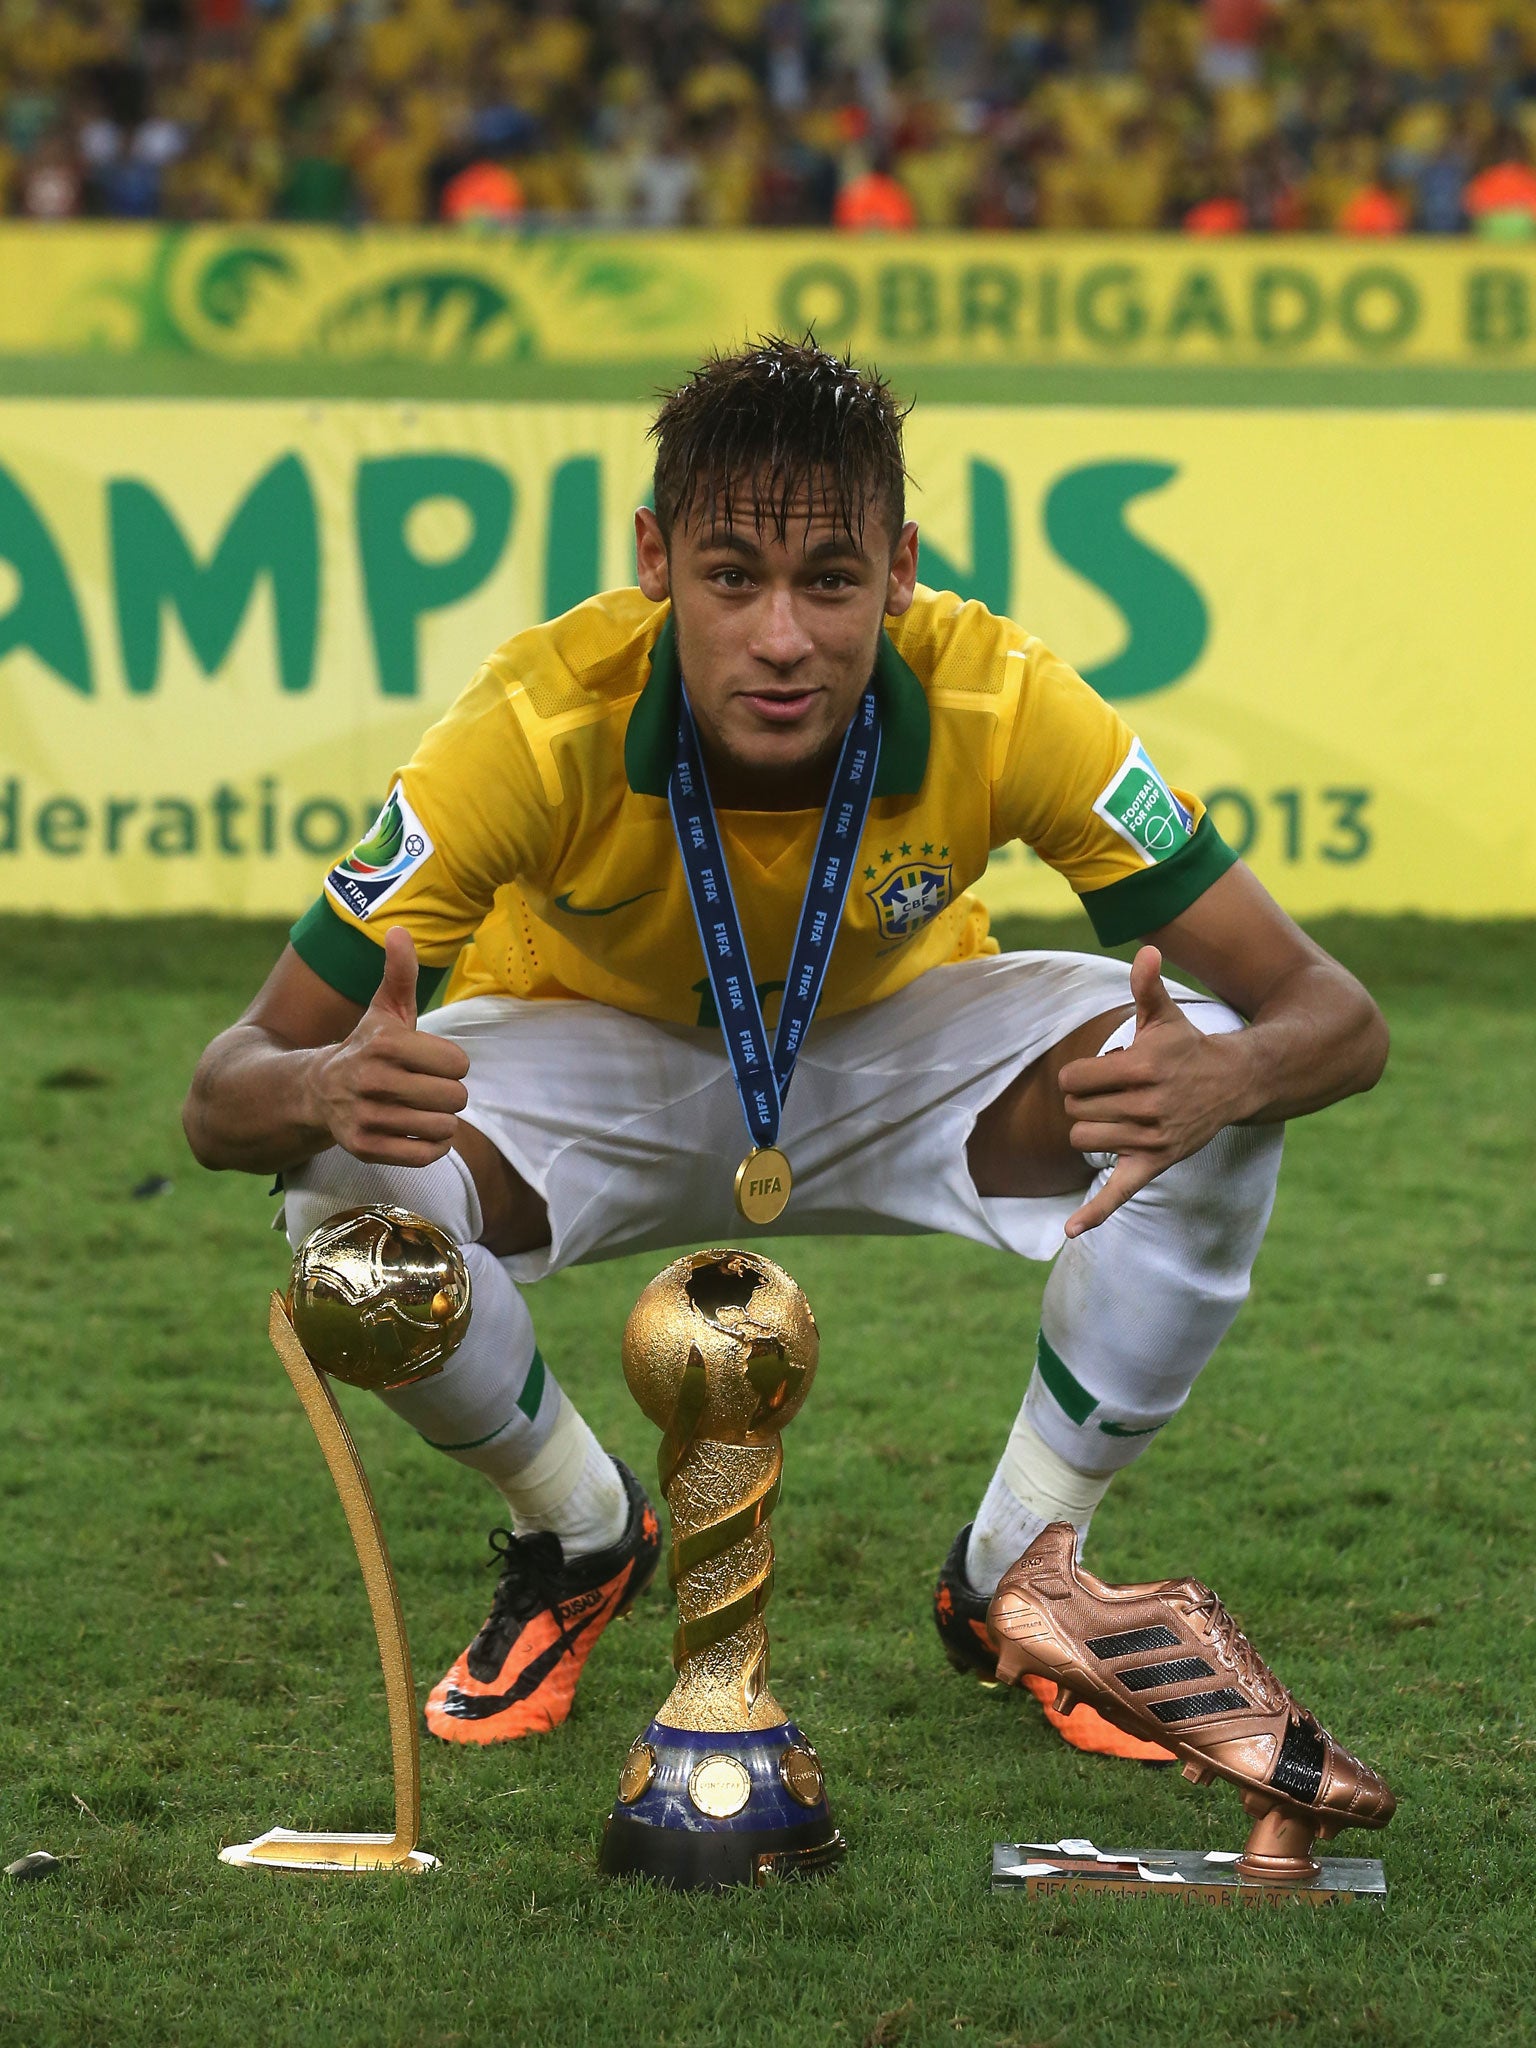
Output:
[419, 950, 1216, 1285]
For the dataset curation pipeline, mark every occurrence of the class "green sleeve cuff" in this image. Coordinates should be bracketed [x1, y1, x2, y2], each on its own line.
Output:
[1078, 812, 1238, 946]
[290, 897, 447, 1009]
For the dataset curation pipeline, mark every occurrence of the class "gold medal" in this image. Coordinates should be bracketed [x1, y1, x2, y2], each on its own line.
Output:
[734, 1146, 792, 1225]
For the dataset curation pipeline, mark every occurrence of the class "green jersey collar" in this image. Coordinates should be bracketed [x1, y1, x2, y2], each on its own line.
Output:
[624, 613, 930, 800]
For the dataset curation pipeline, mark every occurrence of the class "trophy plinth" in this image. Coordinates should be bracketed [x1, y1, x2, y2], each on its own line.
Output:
[598, 1249, 845, 1890]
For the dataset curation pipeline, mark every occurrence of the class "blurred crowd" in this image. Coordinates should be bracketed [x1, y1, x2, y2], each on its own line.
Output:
[4, 0, 1536, 233]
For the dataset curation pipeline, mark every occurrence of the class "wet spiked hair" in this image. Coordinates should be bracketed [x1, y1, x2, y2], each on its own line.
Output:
[650, 335, 911, 551]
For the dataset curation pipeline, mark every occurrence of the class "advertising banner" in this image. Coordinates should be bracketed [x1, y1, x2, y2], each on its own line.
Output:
[5, 225, 1536, 373]
[0, 398, 1528, 919]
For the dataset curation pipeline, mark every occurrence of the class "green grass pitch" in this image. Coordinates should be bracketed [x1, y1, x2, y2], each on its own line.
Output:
[1, 913, 1531, 2047]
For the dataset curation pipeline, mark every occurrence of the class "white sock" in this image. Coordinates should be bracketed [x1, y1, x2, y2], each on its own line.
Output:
[1031, 999, 1282, 1468]
[377, 1247, 625, 1558]
[965, 1411, 1113, 1595]
[968, 997, 1284, 1595]
[282, 1155, 626, 1560]
[502, 1395, 629, 1556]
[376, 1241, 558, 1477]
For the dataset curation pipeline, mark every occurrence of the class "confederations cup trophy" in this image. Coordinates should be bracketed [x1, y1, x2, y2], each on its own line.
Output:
[598, 1248, 845, 1889]
[219, 1205, 470, 1876]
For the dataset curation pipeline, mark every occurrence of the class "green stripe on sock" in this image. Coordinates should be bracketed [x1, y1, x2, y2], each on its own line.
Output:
[423, 1350, 547, 1452]
[516, 1347, 547, 1423]
[421, 1416, 519, 1453]
[1035, 1330, 1098, 1427]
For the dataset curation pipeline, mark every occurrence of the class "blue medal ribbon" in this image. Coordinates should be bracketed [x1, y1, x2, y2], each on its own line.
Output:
[669, 685, 881, 1157]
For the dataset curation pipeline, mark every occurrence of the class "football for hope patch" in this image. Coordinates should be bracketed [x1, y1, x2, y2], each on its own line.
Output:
[1093, 741, 1193, 867]
[324, 785, 434, 920]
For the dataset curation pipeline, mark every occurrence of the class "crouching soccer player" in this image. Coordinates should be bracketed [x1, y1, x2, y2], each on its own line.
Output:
[183, 338, 1387, 1763]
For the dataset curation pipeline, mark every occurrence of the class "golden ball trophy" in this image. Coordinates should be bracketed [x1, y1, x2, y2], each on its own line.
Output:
[219, 1206, 469, 1876]
[598, 1248, 845, 1889]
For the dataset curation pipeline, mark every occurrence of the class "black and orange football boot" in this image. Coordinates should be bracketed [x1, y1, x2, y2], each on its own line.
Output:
[933, 1524, 1174, 1765]
[425, 1460, 660, 1746]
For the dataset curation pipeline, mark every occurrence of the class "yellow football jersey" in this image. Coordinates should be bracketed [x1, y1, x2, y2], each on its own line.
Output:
[291, 586, 1234, 1025]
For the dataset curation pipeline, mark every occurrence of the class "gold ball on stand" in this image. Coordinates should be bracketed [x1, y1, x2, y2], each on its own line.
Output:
[621, 1248, 819, 1443]
[287, 1205, 472, 1391]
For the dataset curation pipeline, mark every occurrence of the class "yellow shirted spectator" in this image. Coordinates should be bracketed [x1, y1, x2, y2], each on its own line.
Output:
[704, 0, 770, 39]
[1432, 0, 1499, 65]
[1365, 0, 1439, 75]
[1099, 117, 1177, 229]
[679, 53, 761, 120]
[1036, 144, 1097, 231]
[694, 114, 764, 226]
[1213, 82, 1276, 155]
[253, 13, 306, 100]
[898, 134, 984, 228]
[522, 1, 592, 89]
[356, 116, 433, 224]
[519, 149, 590, 217]
[364, 9, 430, 91]
[402, 83, 456, 157]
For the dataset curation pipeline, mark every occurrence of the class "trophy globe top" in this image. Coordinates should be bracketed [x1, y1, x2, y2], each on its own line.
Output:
[288, 1205, 472, 1391]
[621, 1248, 818, 1442]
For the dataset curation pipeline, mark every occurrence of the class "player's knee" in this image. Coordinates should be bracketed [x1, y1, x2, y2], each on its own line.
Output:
[281, 1145, 483, 1253]
[1157, 1116, 1284, 1278]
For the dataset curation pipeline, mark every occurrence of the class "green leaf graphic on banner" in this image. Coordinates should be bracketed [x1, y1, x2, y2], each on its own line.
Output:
[197, 245, 297, 330]
[316, 272, 536, 361]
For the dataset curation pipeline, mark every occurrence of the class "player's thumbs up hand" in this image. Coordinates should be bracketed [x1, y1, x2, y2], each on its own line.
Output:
[312, 926, 470, 1166]
[370, 924, 421, 1029]
[1131, 941, 1180, 1035]
[1059, 945, 1238, 1239]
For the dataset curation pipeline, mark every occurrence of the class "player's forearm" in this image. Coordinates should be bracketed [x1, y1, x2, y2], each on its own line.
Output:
[182, 1024, 337, 1175]
[1222, 960, 1388, 1124]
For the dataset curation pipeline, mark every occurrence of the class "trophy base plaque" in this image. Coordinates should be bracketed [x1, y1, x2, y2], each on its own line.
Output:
[598, 1721, 845, 1891]
[992, 1840, 1385, 1908]
[220, 1828, 437, 1876]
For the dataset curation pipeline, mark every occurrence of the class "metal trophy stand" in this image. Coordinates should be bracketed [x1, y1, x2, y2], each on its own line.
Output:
[218, 1294, 436, 1875]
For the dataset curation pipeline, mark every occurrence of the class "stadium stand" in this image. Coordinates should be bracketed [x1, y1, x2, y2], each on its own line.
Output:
[3, 0, 1536, 233]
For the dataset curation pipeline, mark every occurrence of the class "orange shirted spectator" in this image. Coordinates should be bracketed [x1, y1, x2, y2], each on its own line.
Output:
[1464, 159, 1536, 239]
[1183, 194, 1248, 233]
[1338, 184, 1408, 234]
[833, 161, 915, 231]
[441, 160, 525, 224]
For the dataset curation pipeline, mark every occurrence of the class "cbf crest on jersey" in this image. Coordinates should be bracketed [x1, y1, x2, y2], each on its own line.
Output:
[867, 857, 953, 941]
[325, 785, 434, 920]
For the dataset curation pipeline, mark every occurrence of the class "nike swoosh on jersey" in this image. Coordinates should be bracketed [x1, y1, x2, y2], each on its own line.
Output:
[552, 888, 663, 917]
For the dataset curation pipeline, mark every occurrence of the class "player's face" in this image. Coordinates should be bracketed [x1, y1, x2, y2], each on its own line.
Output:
[635, 487, 919, 806]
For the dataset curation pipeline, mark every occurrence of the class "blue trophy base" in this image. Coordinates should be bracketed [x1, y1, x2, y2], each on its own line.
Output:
[598, 1721, 845, 1890]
